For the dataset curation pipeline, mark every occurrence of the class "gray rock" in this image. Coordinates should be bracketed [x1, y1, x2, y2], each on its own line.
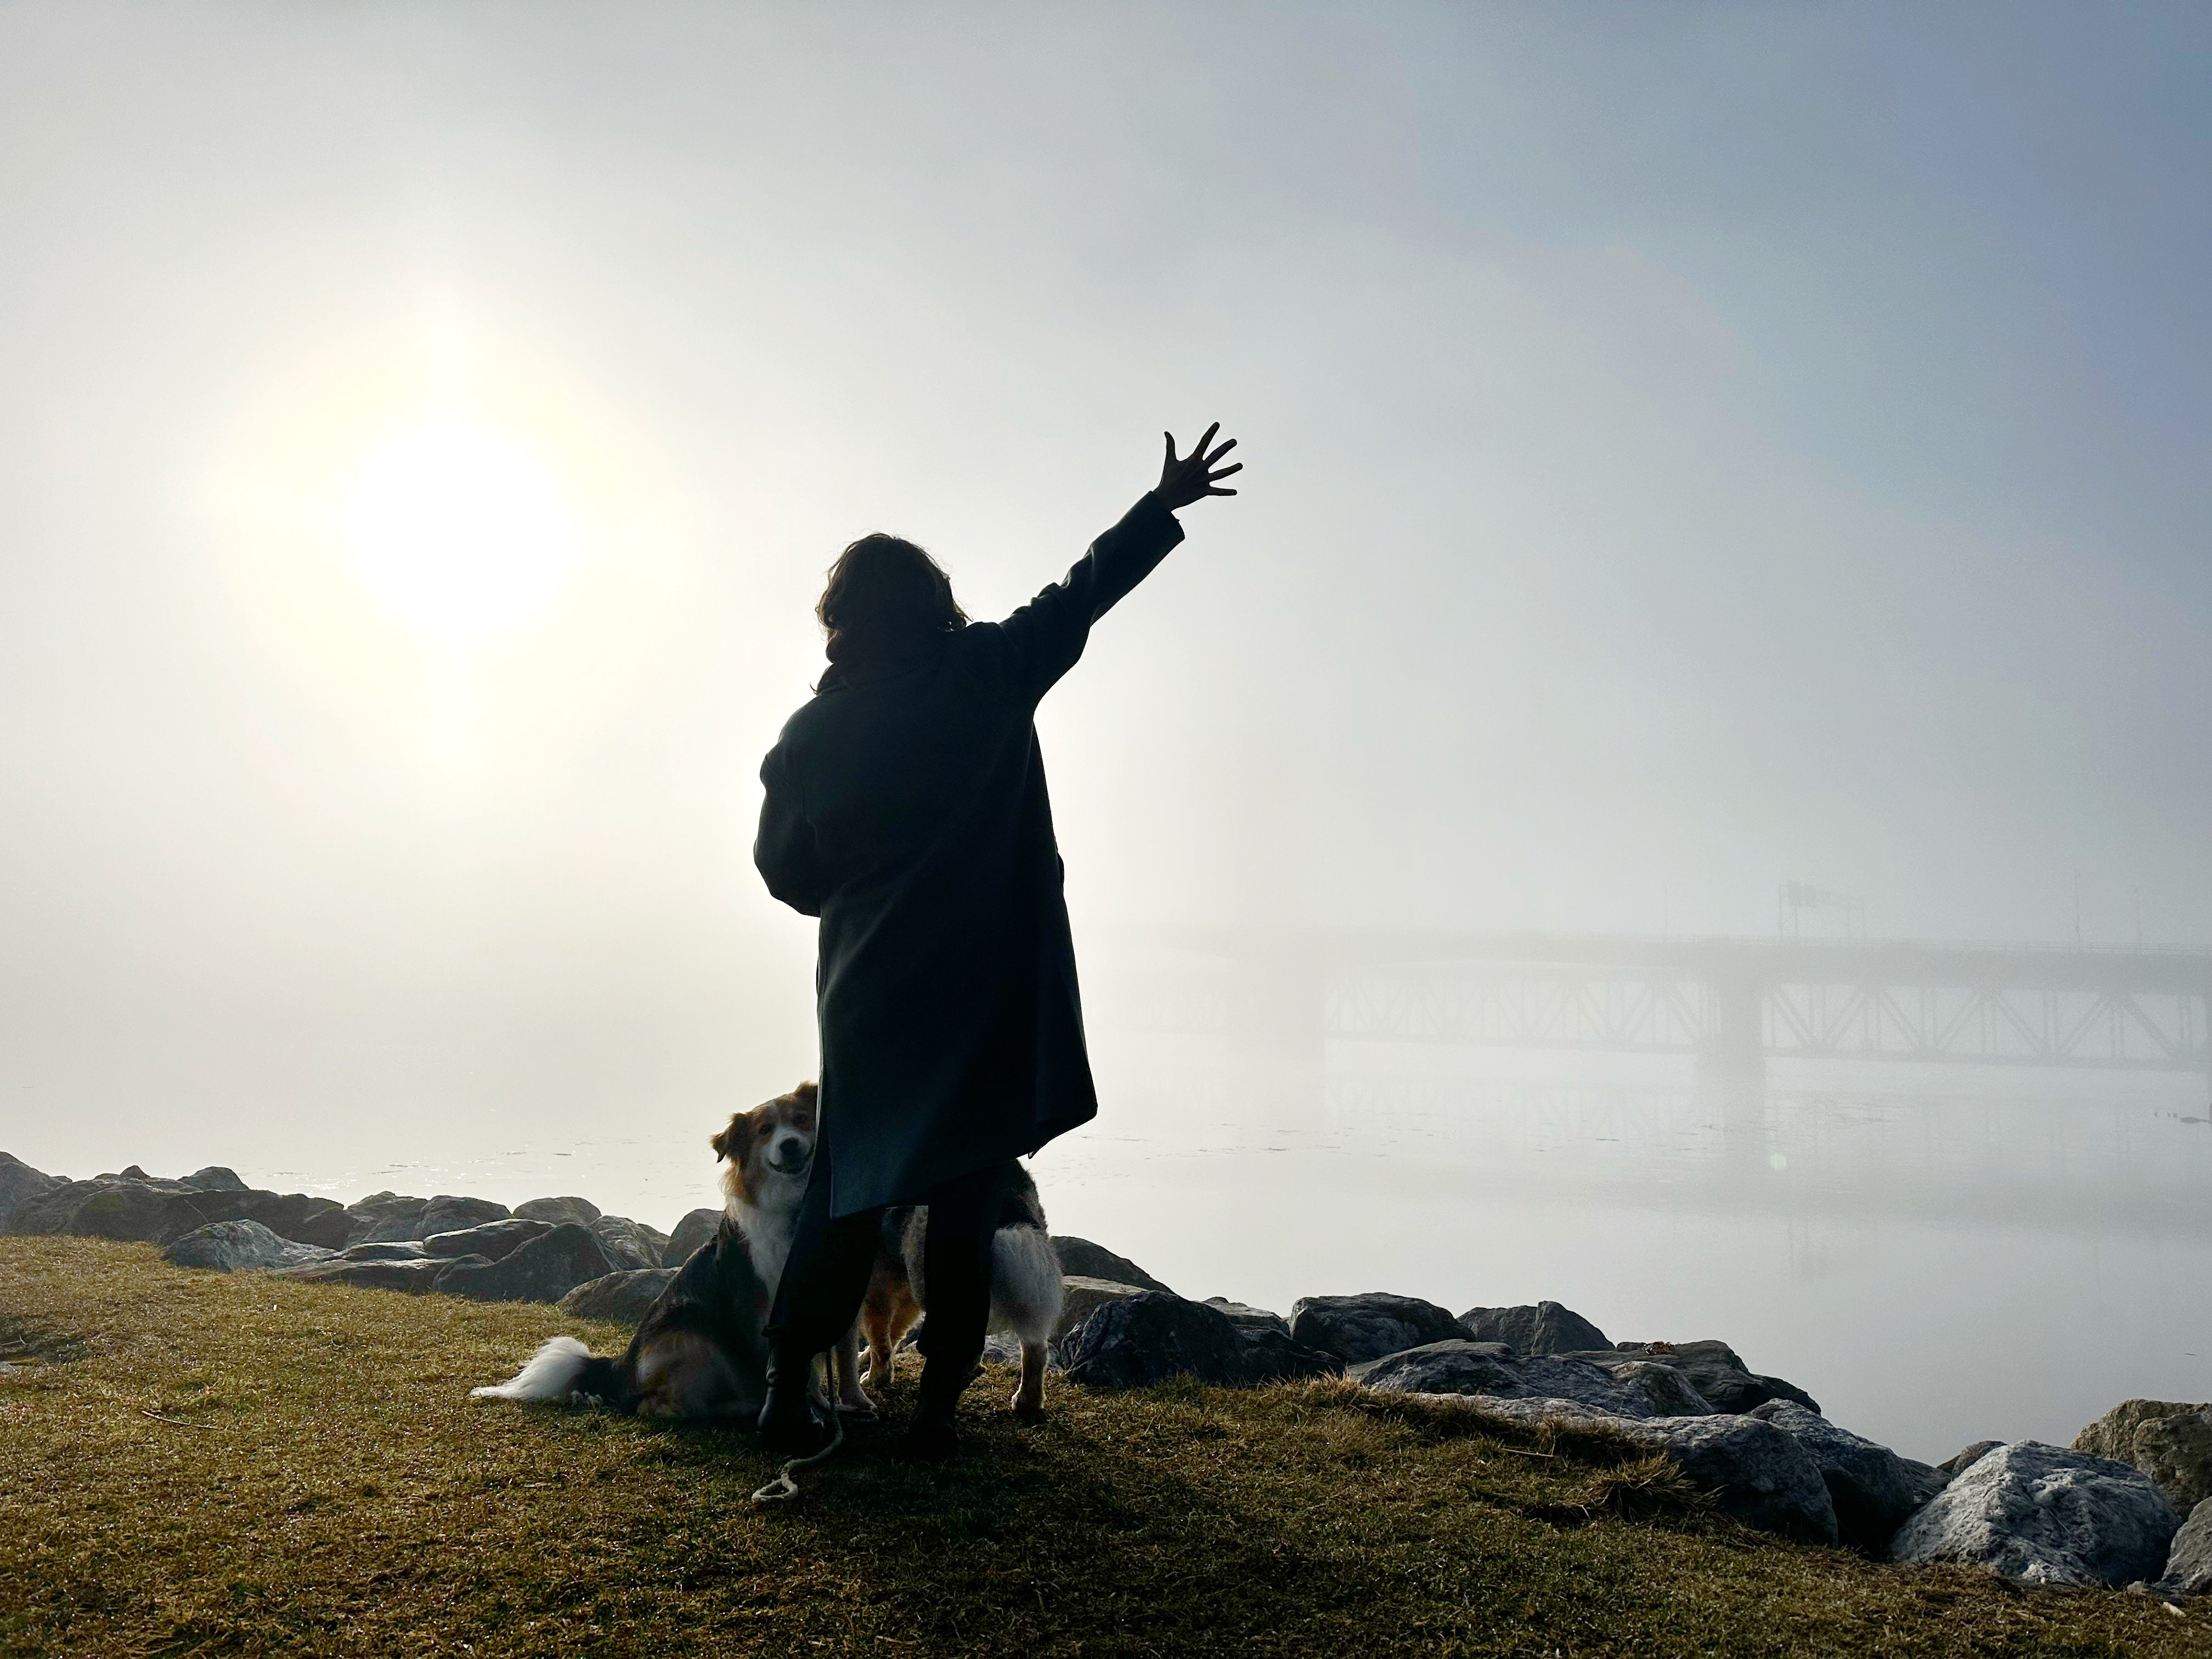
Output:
[162, 1220, 333, 1272]
[1899, 1458, 1953, 1508]
[2157, 1497, 2212, 1598]
[1610, 1359, 1716, 1417]
[182, 1166, 251, 1193]
[1617, 1414, 1841, 1545]
[418, 1195, 510, 1235]
[1057, 1275, 1147, 1345]
[1889, 1441, 2180, 1587]
[1289, 1293, 1466, 1364]
[514, 1195, 601, 1226]
[1362, 1342, 1702, 1420]
[1750, 1399, 1923, 1550]
[436, 1223, 615, 1304]
[270, 1254, 488, 1293]
[1233, 1324, 1344, 1384]
[191, 1189, 353, 1249]
[1204, 1298, 1291, 1338]
[422, 1218, 554, 1262]
[663, 1207, 723, 1267]
[10, 1179, 211, 1244]
[2074, 1398, 2212, 1514]
[1595, 1340, 1820, 1416]
[1459, 1300, 1612, 1356]
[558, 1268, 680, 1324]
[335, 1241, 428, 1262]
[1061, 1291, 1338, 1388]
[1940, 1439, 2002, 1475]
[1052, 1235, 1173, 1294]
[0, 1152, 59, 1231]
[588, 1215, 668, 1272]
[342, 1192, 430, 1245]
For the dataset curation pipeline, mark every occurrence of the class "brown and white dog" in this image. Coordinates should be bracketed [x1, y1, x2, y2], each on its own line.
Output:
[471, 1082, 871, 1419]
[860, 1161, 1065, 1418]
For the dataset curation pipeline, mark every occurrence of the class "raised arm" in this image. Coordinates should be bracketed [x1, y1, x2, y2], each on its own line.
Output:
[987, 425, 1241, 698]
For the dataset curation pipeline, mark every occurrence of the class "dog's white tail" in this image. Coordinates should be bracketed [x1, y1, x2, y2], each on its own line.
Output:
[990, 1225, 1065, 1345]
[470, 1335, 592, 1403]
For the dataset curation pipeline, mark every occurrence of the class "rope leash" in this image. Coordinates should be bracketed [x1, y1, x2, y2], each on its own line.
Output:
[749, 1399, 847, 1505]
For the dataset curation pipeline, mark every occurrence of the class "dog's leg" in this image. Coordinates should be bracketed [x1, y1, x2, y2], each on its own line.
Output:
[834, 1321, 877, 1416]
[1013, 1339, 1047, 1420]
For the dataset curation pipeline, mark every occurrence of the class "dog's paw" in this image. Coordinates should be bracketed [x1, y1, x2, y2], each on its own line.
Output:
[838, 1395, 879, 1420]
[1009, 1391, 1045, 1422]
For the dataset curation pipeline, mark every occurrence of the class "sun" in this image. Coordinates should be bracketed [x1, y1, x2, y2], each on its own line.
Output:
[341, 418, 575, 639]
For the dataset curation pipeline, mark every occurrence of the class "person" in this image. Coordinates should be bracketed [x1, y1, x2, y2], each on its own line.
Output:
[752, 424, 1242, 1457]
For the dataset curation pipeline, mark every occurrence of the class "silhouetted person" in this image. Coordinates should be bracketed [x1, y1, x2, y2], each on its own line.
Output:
[754, 425, 1242, 1457]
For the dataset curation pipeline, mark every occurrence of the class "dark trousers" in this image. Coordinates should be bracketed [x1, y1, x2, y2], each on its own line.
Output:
[766, 1151, 1009, 1391]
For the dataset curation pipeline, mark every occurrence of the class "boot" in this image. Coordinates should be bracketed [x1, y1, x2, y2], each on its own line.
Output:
[900, 1362, 965, 1461]
[757, 1342, 828, 1457]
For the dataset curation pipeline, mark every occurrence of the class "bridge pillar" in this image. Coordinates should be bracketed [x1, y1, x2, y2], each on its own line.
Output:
[1696, 973, 1768, 1085]
[1226, 951, 1328, 1121]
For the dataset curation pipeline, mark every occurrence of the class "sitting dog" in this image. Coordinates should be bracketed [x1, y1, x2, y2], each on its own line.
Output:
[860, 1161, 1065, 1418]
[471, 1081, 871, 1418]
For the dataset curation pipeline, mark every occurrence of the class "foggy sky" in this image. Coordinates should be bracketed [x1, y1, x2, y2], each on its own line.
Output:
[3, 3, 2208, 1173]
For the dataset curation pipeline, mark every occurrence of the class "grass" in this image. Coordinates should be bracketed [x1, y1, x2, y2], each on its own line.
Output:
[0, 1238, 2200, 1657]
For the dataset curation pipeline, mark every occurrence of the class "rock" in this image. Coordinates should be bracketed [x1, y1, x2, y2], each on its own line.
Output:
[663, 1207, 723, 1267]
[2073, 1398, 2212, 1513]
[270, 1255, 488, 1293]
[1362, 1342, 1705, 1420]
[1459, 1301, 1612, 1355]
[1205, 1298, 1291, 1338]
[1052, 1235, 1173, 1294]
[192, 1190, 353, 1249]
[1062, 1291, 1336, 1388]
[1889, 1441, 2180, 1587]
[335, 1241, 427, 1262]
[1750, 1400, 1923, 1550]
[1056, 1276, 1147, 1345]
[418, 1195, 510, 1235]
[1617, 1414, 1841, 1545]
[422, 1218, 553, 1262]
[1595, 1340, 1820, 1416]
[514, 1195, 601, 1226]
[436, 1223, 615, 1304]
[10, 1179, 211, 1244]
[342, 1193, 430, 1245]
[182, 1166, 250, 1193]
[1940, 1439, 2002, 1475]
[1899, 1459, 1953, 1508]
[558, 1268, 680, 1324]
[1610, 1360, 1716, 1417]
[0, 1152, 60, 1231]
[2158, 1497, 2212, 1598]
[1288, 1293, 1467, 1364]
[1233, 1325, 1342, 1384]
[588, 1215, 668, 1272]
[162, 1220, 333, 1272]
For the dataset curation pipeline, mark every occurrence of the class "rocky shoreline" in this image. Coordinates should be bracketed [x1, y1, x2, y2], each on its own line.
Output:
[4, 1147, 2205, 1600]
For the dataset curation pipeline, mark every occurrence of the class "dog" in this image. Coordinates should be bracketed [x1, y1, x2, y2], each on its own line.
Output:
[860, 1161, 1064, 1419]
[471, 1081, 872, 1419]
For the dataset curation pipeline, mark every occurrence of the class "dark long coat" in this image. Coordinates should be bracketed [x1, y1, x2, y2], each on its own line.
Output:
[754, 493, 1185, 1217]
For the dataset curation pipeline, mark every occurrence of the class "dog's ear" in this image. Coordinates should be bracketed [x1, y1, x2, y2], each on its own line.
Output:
[710, 1114, 754, 1164]
[794, 1081, 818, 1103]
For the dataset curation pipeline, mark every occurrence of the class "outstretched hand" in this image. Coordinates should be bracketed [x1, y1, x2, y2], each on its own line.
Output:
[1155, 424, 1242, 511]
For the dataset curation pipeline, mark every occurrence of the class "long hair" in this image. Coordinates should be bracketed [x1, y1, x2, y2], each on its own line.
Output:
[816, 533, 967, 668]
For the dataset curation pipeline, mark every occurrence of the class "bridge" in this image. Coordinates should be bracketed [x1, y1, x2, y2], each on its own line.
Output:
[1115, 930, 2212, 1080]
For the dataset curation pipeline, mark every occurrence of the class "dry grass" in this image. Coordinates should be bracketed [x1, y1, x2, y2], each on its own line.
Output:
[0, 1237, 2200, 1657]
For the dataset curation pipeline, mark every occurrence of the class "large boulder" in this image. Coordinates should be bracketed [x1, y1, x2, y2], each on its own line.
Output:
[1750, 1400, 1923, 1551]
[1051, 1236, 1173, 1294]
[1289, 1293, 1466, 1364]
[514, 1195, 601, 1226]
[419, 1195, 510, 1235]
[589, 1216, 669, 1273]
[663, 1207, 723, 1268]
[1593, 1340, 1819, 1416]
[1362, 1342, 1712, 1419]
[1459, 1301, 1611, 1356]
[1061, 1291, 1337, 1388]
[436, 1223, 616, 1305]
[2073, 1398, 2212, 1514]
[1889, 1441, 2180, 1588]
[162, 1220, 333, 1273]
[182, 1166, 250, 1193]
[1204, 1298, 1291, 1339]
[1940, 1440, 2002, 1475]
[1610, 1360, 1717, 1417]
[11, 1179, 211, 1244]
[334, 1241, 428, 1262]
[0, 1153, 60, 1231]
[271, 1255, 487, 1293]
[191, 1190, 353, 1249]
[1056, 1276, 1147, 1345]
[559, 1268, 679, 1324]
[424, 1218, 553, 1262]
[2158, 1498, 2212, 1599]
[342, 1193, 430, 1245]
[1617, 1414, 1841, 1545]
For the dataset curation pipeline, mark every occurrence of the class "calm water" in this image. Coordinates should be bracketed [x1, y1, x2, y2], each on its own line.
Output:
[24, 1036, 2208, 1464]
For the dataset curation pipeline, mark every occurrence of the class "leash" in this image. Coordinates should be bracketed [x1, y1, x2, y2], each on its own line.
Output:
[749, 1392, 848, 1505]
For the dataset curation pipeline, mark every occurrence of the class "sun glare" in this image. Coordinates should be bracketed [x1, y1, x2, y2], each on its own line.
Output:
[341, 418, 574, 639]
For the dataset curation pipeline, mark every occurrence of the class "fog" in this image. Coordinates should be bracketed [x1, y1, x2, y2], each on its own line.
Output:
[3, 5, 2209, 1455]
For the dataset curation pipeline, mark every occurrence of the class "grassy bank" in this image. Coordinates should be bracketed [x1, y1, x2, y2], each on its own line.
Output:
[0, 1238, 2198, 1657]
